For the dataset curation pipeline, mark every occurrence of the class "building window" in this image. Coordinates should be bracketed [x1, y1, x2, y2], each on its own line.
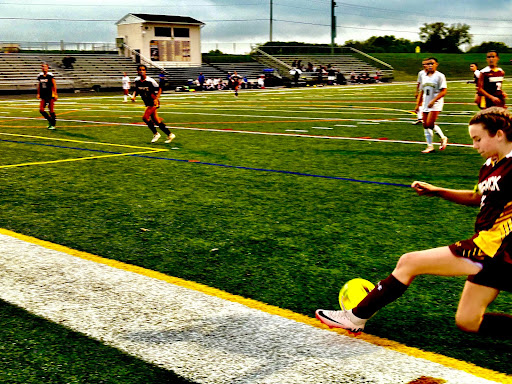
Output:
[173, 28, 190, 38]
[154, 27, 172, 37]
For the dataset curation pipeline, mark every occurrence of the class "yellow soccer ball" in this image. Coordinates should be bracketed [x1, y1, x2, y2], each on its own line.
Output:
[339, 278, 375, 310]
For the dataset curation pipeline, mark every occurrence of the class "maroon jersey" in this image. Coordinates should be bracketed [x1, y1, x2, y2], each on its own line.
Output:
[133, 76, 160, 107]
[479, 66, 505, 107]
[472, 152, 512, 262]
[37, 72, 55, 100]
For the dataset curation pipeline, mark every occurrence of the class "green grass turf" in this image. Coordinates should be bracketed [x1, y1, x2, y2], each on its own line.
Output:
[0, 81, 511, 381]
[373, 52, 512, 81]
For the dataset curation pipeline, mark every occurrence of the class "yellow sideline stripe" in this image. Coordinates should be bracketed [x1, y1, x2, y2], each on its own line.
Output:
[0, 133, 167, 169]
[0, 132, 167, 151]
[1, 227, 510, 384]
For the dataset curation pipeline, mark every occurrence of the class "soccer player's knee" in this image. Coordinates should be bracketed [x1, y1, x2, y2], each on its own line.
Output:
[396, 252, 416, 270]
[142, 116, 150, 124]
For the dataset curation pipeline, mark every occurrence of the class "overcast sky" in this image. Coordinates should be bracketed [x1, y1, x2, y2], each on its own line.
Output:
[1, 0, 512, 53]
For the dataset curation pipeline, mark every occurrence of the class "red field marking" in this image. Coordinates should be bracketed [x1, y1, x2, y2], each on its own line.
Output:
[406, 377, 447, 384]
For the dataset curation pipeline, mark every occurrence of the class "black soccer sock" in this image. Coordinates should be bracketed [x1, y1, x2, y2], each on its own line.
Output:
[144, 119, 157, 134]
[50, 112, 56, 126]
[157, 122, 171, 136]
[40, 110, 50, 122]
[352, 274, 408, 319]
[478, 313, 512, 339]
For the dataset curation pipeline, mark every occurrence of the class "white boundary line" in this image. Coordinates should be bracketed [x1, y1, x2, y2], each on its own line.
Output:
[0, 116, 473, 148]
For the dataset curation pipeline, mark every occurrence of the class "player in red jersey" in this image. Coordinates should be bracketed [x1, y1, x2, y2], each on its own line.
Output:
[317, 107, 512, 339]
[37, 63, 57, 130]
[477, 51, 507, 109]
[131, 64, 175, 143]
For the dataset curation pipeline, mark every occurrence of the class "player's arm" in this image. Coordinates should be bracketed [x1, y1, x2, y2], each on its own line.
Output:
[52, 78, 58, 100]
[414, 91, 423, 112]
[427, 88, 446, 108]
[151, 84, 162, 107]
[411, 181, 481, 206]
[131, 89, 138, 101]
[36, 81, 41, 99]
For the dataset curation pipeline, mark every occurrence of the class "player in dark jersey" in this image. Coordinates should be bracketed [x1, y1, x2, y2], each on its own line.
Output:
[469, 63, 481, 107]
[477, 51, 507, 109]
[231, 71, 241, 97]
[317, 107, 512, 339]
[131, 64, 175, 143]
[37, 63, 57, 130]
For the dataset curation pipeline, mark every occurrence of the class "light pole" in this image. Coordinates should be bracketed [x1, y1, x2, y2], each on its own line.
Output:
[270, 0, 273, 42]
[331, 0, 337, 52]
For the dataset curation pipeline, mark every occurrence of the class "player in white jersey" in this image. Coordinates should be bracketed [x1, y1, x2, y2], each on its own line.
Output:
[122, 72, 130, 103]
[415, 58, 448, 153]
[413, 59, 428, 125]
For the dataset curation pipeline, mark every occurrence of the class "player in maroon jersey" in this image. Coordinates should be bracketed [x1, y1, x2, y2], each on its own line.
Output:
[37, 63, 57, 130]
[477, 51, 507, 109]
[317, 107, 512, 339]
[131, 64, 175, 143]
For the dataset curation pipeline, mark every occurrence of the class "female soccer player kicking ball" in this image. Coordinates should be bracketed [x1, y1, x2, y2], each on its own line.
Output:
[317, 107, 512, 339]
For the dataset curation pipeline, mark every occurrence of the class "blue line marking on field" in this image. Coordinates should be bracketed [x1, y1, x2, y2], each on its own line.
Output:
[2, 139, 411, 188]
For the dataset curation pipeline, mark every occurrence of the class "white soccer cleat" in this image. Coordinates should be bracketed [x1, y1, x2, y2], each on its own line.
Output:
[165, 133, 176, 143]
[151, 132, 161, 143]
[421, 145, 434, 154]
[315, 309, 366, 334]
[47, 125, 55, 130]
[440, 137, 448, 151]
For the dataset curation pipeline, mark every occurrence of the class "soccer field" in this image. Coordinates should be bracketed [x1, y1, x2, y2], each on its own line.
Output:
[0, 82, 511, 382]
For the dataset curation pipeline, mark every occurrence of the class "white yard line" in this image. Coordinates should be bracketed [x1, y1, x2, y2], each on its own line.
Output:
[0, 231, 507, 384]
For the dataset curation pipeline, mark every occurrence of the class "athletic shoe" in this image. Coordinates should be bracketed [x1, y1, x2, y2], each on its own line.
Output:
[440, 137, 448, 151]
[151, 132, 161, 143]
[421, 145, 434, 153]
[315, 309, 366, 333]
[47, 125, 55, 130]
[165, 133, 176, 143]
[412, 119, 422, 125]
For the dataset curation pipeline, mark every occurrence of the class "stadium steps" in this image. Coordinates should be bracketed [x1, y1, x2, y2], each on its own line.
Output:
[251, 52, 393, 82]
[0, 53, 277, 92]
[0, 53, 75, 90]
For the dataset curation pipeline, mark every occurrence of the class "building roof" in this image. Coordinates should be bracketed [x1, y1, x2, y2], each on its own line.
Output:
[117, 13, 204, 25]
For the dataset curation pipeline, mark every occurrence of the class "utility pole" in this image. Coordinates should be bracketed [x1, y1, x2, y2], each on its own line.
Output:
[331, 0, 337, 53]
[270, 0, 273, 42]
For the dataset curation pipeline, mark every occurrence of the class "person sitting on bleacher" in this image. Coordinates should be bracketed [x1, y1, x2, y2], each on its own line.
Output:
[62, 56, 75, 69]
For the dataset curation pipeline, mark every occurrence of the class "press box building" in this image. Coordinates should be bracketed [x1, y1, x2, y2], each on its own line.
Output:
[116, 13, 204, 66]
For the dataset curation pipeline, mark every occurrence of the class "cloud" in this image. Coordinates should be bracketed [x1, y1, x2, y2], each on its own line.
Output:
[1, 0, 512, 53]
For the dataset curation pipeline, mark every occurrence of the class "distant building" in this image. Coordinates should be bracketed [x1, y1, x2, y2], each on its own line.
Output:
[116, 13, 204, 67]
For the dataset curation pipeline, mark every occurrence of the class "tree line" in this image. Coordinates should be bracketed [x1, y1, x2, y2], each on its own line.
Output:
[256, 23, 511, 55]
[344, 22, 512, 53]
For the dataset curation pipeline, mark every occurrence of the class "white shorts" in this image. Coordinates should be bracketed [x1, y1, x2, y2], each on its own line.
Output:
[422, 99, 444, 113]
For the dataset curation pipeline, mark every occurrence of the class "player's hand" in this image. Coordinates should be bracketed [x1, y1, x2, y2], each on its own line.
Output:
[411, 181, 438, 196]
[154, 98, 160, 107]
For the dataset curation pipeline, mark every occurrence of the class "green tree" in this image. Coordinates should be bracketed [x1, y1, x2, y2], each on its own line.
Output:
[468, 41, 512, 53]
[419, 22, 471, 53]
[344, 35, 419, 53]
